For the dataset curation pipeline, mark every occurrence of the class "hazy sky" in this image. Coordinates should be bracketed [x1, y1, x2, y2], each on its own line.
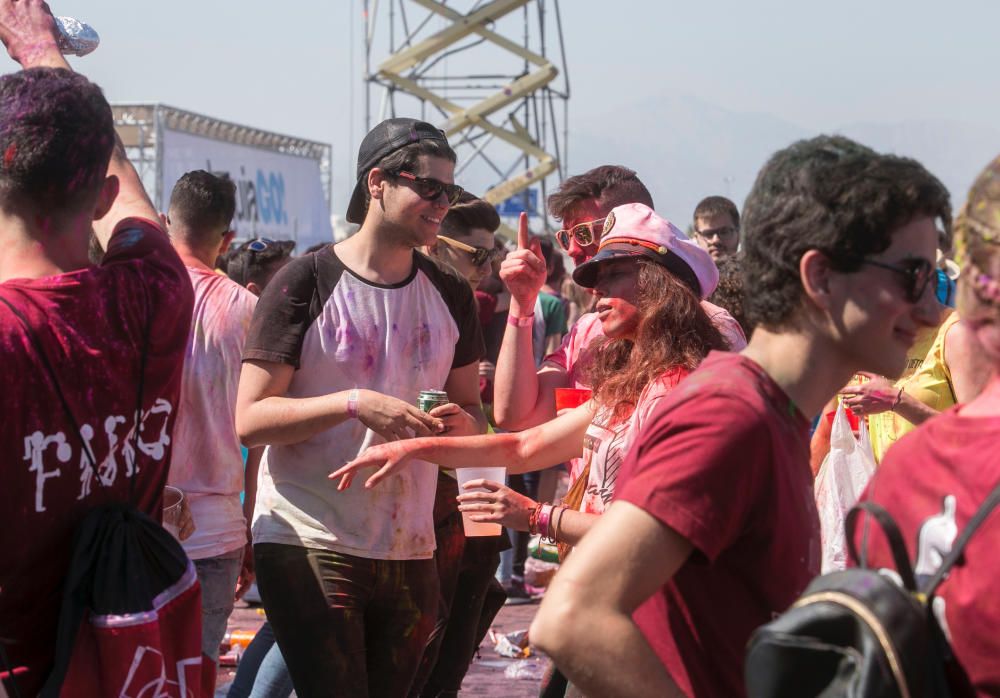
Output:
[18, 0, 1000, 215]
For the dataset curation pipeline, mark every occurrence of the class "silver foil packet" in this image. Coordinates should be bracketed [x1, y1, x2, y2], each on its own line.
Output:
[54, 16, 100, 57]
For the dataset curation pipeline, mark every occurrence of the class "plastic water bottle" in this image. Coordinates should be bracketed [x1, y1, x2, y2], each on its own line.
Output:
[54, 16, 99, 57]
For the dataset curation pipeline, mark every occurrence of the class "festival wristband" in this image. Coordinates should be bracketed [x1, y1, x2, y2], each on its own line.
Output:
[538, 504, 554, 539]
[347, 389, 360, 419]
[507, 313, 535, 328]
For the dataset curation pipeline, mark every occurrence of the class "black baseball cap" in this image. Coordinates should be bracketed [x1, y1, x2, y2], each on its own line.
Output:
[346, 118, 451, 224]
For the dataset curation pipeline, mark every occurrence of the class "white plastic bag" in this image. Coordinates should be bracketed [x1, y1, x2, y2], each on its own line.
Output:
[815, 402, 877, 572]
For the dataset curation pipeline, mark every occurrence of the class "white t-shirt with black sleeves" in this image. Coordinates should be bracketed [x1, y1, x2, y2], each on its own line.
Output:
[243, 246, 484, 560]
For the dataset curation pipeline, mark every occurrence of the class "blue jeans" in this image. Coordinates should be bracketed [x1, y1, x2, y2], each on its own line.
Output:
[194, 548, 244, 663]
[226, 622, 293, 698]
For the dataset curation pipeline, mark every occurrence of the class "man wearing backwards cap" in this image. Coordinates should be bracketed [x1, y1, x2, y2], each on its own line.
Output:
[236, 117, 487, 696]
[532, 135, 948, 696]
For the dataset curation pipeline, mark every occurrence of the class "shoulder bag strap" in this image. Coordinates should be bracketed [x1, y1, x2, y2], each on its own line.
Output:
[846, 501, 918, 591]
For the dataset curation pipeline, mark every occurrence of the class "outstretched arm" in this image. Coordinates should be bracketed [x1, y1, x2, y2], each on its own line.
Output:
[331, 400, 595, 490]
[0, 0, 160, 248]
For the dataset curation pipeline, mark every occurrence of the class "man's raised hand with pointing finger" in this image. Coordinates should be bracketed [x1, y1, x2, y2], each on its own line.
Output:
[500, 211, 548, 322]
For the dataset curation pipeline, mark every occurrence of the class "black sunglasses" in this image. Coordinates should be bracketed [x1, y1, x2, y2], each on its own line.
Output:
[389, 170, 464, 206]
[861, 258, 937, 303]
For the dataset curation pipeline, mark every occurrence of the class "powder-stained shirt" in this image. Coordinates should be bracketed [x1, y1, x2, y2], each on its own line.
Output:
[243, 247, 484, 560]
[616, 352, 818, 697]
[167, 267, 257, 560]
[0, 218, 193, 693]
[579, 369, 686, 515]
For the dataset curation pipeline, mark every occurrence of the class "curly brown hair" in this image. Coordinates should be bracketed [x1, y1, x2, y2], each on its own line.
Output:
[579, 260, 728, 424]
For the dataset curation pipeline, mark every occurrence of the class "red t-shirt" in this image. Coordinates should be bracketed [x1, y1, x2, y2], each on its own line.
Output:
[0, 218, 193, 694]
[852, 408, 1000, 695]
[615, 351, 819, 697]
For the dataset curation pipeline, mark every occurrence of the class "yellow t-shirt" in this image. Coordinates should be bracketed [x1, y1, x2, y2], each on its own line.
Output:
[869, 312, 959, 461]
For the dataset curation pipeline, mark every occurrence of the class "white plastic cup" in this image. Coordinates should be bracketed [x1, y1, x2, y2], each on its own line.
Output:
[456, 467, 506, 537]
[162, 485, 184, 540]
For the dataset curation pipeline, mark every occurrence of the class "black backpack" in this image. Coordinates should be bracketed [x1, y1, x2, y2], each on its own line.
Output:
[744, 486, 1000, 698]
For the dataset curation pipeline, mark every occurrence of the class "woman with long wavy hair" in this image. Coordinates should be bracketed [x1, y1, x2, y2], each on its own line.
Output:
[330, 203, 727, 552]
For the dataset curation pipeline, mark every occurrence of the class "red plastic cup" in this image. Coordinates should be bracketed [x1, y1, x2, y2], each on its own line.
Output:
[555, 388, 592, 412]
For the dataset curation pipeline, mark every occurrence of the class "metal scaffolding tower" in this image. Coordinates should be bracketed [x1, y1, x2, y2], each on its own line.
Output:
[363, 0, 570, 232]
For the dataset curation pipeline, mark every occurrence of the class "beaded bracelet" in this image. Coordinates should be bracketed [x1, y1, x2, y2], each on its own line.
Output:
[347, 389, 360, 419]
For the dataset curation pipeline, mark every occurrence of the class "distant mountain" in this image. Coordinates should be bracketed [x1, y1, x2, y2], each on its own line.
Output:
[568, 92, 1000, 225]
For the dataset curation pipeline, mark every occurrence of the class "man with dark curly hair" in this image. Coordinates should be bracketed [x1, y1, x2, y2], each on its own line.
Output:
[0, 2, 193, 693]
[532, 135, 950, 697]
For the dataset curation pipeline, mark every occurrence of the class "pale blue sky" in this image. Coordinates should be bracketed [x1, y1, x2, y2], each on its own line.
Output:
[15, 1, 1000, 216]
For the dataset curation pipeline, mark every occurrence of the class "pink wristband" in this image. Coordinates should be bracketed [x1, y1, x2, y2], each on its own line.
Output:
[538, 504, 553, 539]
[507, 313, 535, 328]
[347, 389, 359, 419]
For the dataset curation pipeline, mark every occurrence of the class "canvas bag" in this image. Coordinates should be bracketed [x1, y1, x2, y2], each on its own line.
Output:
[815, 402, 877, 572]
[0, 291, 212, 698]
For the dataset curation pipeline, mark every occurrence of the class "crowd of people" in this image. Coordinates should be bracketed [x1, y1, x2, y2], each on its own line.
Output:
[3, 2, 1000, 697]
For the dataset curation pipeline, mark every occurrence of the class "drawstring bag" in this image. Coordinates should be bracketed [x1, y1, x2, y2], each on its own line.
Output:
[0, 292, 212, 698]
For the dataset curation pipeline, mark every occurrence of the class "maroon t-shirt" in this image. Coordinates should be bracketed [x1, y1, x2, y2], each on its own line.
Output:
[615, 351, 819, 697]
[852, 408, 1000, 695]
[0, 218, 193, 693]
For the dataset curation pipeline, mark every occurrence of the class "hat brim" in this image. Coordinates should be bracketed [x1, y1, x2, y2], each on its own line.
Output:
[346, 176, 368, 224]
[572, 247, 662, 288]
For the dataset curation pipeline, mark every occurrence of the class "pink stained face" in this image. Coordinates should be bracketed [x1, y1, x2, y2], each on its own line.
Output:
[592, 258, 642, 340]
[561, 198, 608, 266]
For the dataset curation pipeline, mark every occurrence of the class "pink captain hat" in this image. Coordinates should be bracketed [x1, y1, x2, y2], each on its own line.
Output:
[572, 203, 719, 299]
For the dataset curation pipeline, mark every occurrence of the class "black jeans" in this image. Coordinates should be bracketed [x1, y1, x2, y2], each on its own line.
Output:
[255, 543, 438, 698]
[507, 471, 540, 578]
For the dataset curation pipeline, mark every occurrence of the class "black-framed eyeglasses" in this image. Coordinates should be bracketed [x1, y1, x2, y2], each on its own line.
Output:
[861, 257, 937, 303]
[694, 226, 738, 242]
[436, 235, 498, 268]
[388, 170, 464, 205]
[555, 218, 606, 251]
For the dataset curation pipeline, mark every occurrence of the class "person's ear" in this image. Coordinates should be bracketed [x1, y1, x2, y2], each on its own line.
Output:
[369, 167, 389, 202]
[246, 281, 262, 297]
[220, 230, 236, 254]
[800, 249, 835, 312]
[92, 175, 120, 221]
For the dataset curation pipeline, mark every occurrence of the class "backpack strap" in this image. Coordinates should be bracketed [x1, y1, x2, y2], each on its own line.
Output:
[923, 480, 1000, 598]
[846, 501, 918, 591]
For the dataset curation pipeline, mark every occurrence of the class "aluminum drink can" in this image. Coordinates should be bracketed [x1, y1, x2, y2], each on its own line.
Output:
[417, 389, 449, 413]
